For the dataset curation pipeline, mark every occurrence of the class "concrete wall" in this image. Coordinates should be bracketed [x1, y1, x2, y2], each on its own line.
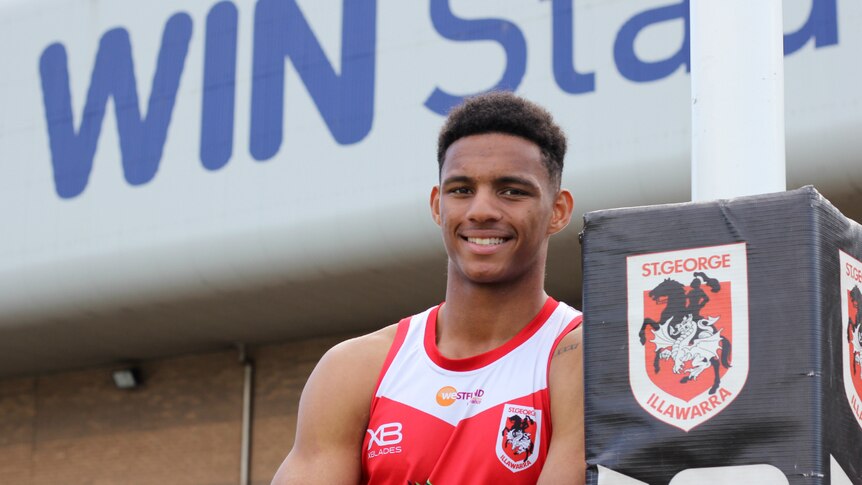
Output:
[0, 333, 354, 485]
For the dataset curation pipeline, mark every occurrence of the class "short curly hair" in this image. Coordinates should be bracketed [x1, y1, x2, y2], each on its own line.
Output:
[436, 91, 567, 188]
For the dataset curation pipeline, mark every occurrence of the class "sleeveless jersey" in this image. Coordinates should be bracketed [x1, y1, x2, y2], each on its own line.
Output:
[361, 297, 582, 485]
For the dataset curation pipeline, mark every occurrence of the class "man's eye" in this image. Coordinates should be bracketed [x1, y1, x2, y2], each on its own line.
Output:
[502, 188, 528, 196]
[449, 187, 472, 194]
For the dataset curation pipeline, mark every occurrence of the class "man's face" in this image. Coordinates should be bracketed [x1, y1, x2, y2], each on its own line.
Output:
[430, 133, 572, 286]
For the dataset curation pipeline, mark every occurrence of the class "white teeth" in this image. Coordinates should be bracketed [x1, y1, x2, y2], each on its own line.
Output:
[467, 237, 506, 246]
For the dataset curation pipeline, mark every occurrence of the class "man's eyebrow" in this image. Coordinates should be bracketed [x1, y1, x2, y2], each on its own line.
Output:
[441, 175, 473, 185]
[496, 176, 540, 189]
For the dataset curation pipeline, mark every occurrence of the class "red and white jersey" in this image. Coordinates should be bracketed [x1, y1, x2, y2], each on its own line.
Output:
[361, 297, 582, 485]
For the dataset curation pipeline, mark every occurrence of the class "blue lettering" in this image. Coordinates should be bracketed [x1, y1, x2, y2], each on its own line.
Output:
[784, 0, 838, 55]
[38, 0, 844, 199]
[424, 0, 527, 115]
[38, 13, 192, 199]
[552, 0, 595, 94]
[200, 1, 238, 171]
[613, 0, 689, 83]
[250, 0, 376, 161]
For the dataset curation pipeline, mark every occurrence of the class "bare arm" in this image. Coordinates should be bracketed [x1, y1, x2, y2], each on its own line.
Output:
[271, 326, 396, 485]
[537, 326, 585, 485]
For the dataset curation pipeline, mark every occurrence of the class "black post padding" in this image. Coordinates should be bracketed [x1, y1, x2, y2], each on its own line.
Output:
[582, 186, 862, 485]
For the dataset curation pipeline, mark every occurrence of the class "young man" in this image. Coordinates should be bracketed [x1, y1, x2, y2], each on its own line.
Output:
[272, 92, 584, 484]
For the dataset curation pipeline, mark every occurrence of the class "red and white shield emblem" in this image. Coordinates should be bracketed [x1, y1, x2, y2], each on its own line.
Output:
[627, 242, 749, 431]
[839, 250, 862, 429]
[496, 403, 541, 472]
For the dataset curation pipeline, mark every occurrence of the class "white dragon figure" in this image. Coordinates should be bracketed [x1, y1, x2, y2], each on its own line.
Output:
[851, 323, 862, 371]
[505, 428, 533, 455]
[652, 314, 723, 380]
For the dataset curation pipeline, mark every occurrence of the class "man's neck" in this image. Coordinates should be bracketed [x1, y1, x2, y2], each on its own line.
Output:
[436, 271, 549, 360]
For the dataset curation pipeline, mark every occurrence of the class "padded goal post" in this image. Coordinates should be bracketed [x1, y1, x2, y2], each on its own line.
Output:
[581, 186, 861, 484]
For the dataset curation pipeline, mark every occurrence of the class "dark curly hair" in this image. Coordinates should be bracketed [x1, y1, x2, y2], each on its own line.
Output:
[436, 91, 567, 188]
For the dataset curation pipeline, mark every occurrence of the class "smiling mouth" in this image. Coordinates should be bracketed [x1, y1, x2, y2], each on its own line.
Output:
[464, 237, 508, 246]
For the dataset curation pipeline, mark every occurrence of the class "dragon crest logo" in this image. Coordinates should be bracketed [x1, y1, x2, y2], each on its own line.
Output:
[496, 403, 541, 472]
[627, 243, 749, 431]
[839, 250, 862, 429]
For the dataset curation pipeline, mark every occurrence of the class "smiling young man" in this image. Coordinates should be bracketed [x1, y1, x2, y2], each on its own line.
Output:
[272, 92, 584, 484]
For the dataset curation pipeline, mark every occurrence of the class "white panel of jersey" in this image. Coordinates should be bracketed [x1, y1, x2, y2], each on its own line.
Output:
[375, 299, 582, 424]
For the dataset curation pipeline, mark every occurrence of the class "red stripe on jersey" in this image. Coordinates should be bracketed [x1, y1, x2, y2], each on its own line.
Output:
[362, 397, 455, 484]
[424, 297, 559, 372]
[372, 318, 411, 397]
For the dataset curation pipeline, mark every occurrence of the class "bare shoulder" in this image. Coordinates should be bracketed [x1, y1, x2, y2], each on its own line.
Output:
[311, 322, 400, 407]
[550, 325, 583, 369]
[548, 325, 583, 403]
[272, 323, 400, 484]
[326, 323, 398, 367]
[538, 325, 585, 485]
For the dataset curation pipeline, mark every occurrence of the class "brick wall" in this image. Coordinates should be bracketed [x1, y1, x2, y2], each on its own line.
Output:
[0, 333, 354, 485]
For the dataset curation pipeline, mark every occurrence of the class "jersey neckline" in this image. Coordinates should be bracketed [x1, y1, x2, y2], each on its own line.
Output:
[423, 296, 559, 372]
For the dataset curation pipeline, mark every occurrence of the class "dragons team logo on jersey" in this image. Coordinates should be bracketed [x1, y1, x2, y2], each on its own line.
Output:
[496, 403, 541, 472]
[627, 242, 749, 431]
[839, 250, 862, 430]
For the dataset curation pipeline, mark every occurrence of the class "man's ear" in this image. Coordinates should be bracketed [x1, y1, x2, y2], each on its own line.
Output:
[430, 185, 442, 226]
[548, 189, 574, 236]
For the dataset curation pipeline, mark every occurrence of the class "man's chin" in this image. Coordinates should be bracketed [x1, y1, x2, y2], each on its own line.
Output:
[456, 267, 513, 286]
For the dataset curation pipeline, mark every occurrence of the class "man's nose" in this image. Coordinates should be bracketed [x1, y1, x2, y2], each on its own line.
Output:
[466, 189, 502, 222]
